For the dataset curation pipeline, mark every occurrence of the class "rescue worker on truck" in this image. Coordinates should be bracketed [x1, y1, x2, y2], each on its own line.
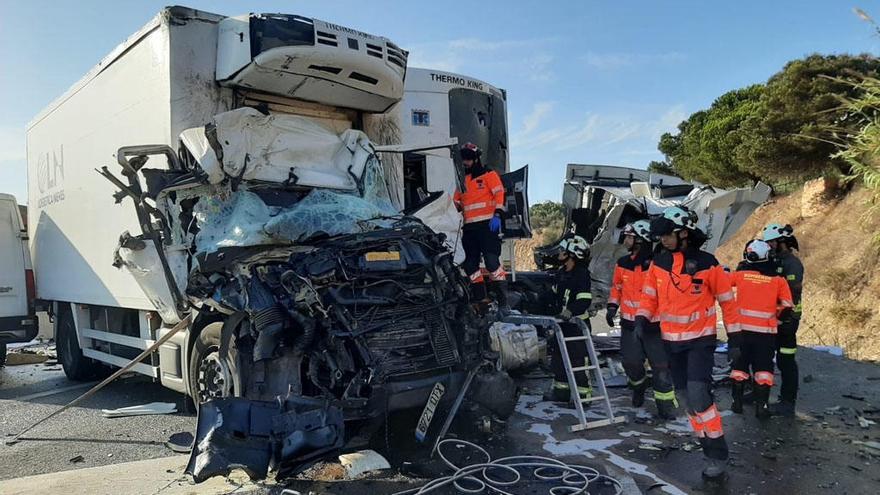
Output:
[729, 240, 794, 419]
[607, 220, 676, 420]
[453, 143, 509, 311]
[545, 235, 593, 404]
[762, 223, 804, 417]
[636, 206, 737, 479]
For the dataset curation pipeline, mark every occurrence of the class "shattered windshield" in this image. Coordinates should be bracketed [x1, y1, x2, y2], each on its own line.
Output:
[191, 156, 399, 255]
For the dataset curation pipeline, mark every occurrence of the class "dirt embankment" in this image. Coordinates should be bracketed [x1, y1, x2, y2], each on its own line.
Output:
[716, 184, 880, 361]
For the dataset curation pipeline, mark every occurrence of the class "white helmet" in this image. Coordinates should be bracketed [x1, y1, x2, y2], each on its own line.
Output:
[744, 239, 772, 263]
[624, 220, 652, 243]
[559, 235, 589, 259]
[762, 223, 794, 242]
[663, 206, 697, 230]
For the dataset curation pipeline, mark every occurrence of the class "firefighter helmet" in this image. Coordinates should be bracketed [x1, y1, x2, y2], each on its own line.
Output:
[459, 142, 481, 161]
[650, 206, 698, 238]
[762, 223, 794, 242]
[624, 220, 652, 243]
[559, 235, 589, 259]
[744, 239, 772, 263]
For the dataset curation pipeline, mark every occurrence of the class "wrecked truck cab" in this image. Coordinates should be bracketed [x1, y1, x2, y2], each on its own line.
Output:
[101, 108, 492, 480]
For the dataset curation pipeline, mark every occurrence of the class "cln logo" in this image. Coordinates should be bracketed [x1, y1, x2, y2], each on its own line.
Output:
[36, 146, 64, 194]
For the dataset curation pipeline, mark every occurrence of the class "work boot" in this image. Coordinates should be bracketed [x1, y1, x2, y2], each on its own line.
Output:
[631, 380, 647, 408]
[770, 400, 796, 418]
[755, 385, 771, 419]
[730, 381, 744, 414]
[656, 399, 677, 420]
[702, 458, 727, 480]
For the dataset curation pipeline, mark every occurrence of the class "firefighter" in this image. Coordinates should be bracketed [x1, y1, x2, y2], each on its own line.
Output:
[729, 240, 794, 419]
[452, 143, 509, 310]
[607, 221, 676, 419]
[636, 206, 737, 479]
[546, 235, 593, 403]
[762, 223, 804, 417]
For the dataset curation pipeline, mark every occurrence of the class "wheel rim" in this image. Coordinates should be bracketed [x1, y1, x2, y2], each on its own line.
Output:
[197, 348, 232, 403]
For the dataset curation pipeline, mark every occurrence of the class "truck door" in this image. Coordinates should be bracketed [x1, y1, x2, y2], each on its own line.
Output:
[0, 195, 29, 320]
[500, 166, 531, 239]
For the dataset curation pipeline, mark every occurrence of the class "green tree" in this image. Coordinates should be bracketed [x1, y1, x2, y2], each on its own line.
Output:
[656, 85, 764, 187]
[737, 54, 880, 182]
[530, 201, 566, 243]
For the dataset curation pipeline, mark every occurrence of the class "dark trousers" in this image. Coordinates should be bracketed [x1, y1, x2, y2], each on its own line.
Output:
[620, 320, 674, 401]
[461, 225, 502, 276]
[775, 319, 800, 403]
[668, 340, 729, 461]
[550, 321, 592, 391]
[732, 332, 775, 386]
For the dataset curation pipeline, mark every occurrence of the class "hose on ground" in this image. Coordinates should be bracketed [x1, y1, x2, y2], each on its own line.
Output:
[392, 439, 624, 495]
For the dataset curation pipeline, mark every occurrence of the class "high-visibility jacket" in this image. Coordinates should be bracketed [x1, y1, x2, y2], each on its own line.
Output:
[608, 251, 652, 321]
[555, 263, 592, 320]
[730, 267, 793, 335]
[453, 169, 505, 224]
[637, 249, 737, 344]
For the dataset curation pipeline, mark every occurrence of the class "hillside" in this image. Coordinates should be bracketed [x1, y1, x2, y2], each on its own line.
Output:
[716, 183, 880, 361]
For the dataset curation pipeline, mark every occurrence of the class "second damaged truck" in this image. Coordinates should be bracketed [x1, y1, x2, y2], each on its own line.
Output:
[27, 7, 510, 481]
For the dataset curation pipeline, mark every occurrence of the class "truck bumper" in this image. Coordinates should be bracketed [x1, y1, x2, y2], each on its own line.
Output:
[0, 315, 39, 344]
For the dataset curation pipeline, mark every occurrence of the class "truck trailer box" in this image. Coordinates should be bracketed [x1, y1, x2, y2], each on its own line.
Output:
[26, 7, 408, 310]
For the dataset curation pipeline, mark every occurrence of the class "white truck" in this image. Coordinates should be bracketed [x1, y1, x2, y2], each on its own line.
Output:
[27, 6, 516, 480]
[0, 195, 38, 365]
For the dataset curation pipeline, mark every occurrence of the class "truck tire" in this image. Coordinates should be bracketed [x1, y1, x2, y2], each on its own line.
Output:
[0, 343, 6, 367]
[57, 305, 99, 381]
[188, 322, 235, 407]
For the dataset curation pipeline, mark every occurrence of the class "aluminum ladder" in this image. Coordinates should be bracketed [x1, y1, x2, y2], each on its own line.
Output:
[503, 314, 626, 432]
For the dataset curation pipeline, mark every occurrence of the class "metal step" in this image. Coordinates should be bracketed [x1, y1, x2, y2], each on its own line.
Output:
[570, 365, 598, 372]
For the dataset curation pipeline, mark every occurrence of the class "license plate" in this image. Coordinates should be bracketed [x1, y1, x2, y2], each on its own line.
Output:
[415, 382, 446, 442]
[365, 251, 400, 262]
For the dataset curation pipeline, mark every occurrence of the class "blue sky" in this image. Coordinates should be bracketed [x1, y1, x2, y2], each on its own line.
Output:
[1, 1, 877, 203]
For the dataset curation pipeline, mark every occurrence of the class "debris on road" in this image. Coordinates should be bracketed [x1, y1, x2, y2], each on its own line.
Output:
[68, 455, 84, 464]
[338, 450, 391, 479]
[164, 432, 194, 454]
[101, 402, 177, 418]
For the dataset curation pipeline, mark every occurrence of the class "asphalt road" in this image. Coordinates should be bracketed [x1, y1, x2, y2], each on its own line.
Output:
[0, 357, 196, 481]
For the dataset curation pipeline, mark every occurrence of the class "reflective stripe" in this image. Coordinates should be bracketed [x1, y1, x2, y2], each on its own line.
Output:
[463, 202, 487, 211]
[643, 286, 657, 296]
[705, 429, 724, 439]
[469, 271, 484, 282]
[779, 347, 797, 355]
[661, 307, 716, 324]
[779, 299, 794, 308]
[726, 323, 742, 333]
[688, 415, 705, 438]
[491, 186, 503, 194]
[754, 371, 774, 386]
[629, 376, 646, 387]
[564, 289, 570, 304]
[635, 308, 654, 319]
[464, 213, 495, 223]
[740, 323, 776, 334]
[576, 292, 592, 300]
[622, 300, 640, 308]
[717, 291, 734, 302]
[488, 266, 506, 281]
[654, 389, 677, 405]
[608, 297, 620, 305]
[794, 303, 803, 314]
[696, 405, 719, 423]
[787, 274, 797, 281]
[577, 313, 590, 321]
[730, 369, 750, 381]
[662, 325, 716, 342]
[739, 308, 776, 319]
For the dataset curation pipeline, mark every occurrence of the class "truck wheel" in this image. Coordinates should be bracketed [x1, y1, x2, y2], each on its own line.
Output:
[188, 322, 235, 407]
[0, 343, 6, 367]
[57, 305, 98, 381]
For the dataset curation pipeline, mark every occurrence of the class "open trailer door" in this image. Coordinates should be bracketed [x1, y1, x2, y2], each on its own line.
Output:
[500, 165, 531, 239]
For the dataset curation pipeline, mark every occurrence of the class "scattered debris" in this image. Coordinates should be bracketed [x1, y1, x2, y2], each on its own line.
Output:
[858, 416, 876, 429]
[68, 455, 84, 464]
[338, 450, 391, 479]
[803, 374, 814, 383]
[811, 346, 844, 357]
[842, 393, 866, 401]
[853, 441, 880, 452]
[4, 353, 48, 366]
[761, 452, 778, 460]
[165, 432, 194, 453]
[101, 402, 177, 418]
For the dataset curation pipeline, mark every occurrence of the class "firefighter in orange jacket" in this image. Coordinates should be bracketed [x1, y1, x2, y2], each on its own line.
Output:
[636, 206, 737, 479]
[453, 143, 508, 309]
[607, 220, 676, 419]
[728, 239, 794, 419]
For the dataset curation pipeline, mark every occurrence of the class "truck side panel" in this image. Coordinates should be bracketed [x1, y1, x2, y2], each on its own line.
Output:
[27, 22, 172, 310]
